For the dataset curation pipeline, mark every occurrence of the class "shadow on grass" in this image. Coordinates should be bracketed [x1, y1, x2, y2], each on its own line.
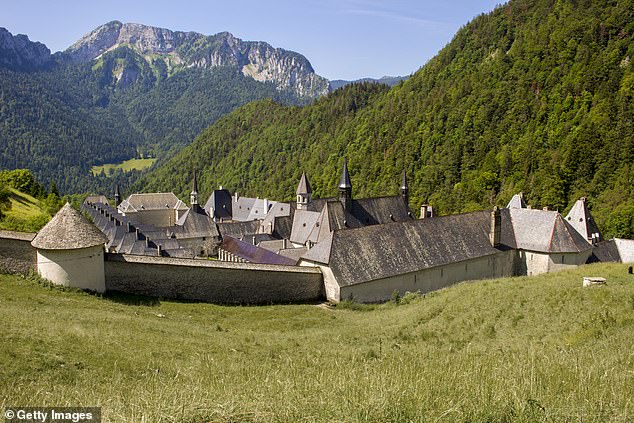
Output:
[103, 290, 161, 307]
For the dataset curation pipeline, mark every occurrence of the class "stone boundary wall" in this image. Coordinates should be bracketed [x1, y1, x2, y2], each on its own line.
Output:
[615, 238, 634, 263]
[105, 254, 325, 304]
[0, 230, 36, 274]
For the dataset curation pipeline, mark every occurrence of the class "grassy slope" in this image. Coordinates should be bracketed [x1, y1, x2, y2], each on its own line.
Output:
[0, 188, 49, 232]
[91, 158, 158, 176]
[1, 263, 633, 421]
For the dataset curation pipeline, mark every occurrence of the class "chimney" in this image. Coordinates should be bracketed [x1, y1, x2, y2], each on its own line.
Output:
[234, 192, 239, 202]
[490, 206, 501, 248]
[157, 245, 162, 257]
[420, 205, 427, 219]
[283, 238, 288, 250]
[127, 222, 133, 233]
[135, 228, 141, 240]
[252, 236, 256, 245]
[145, 237, 150, 248]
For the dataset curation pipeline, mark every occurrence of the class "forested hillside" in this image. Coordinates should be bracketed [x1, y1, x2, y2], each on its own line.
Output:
[0, 25, 325, 194]
[138, 0, 634, 238]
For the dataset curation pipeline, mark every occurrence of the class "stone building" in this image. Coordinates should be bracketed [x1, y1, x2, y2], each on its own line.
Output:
[299, 205, 594, 303]
[31, 203, 107, 292]
[118, 192, 189, 226]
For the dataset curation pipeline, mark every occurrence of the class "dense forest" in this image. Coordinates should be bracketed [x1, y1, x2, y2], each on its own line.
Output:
[137, 0, 634, 238]
[0, 44, 309, 194]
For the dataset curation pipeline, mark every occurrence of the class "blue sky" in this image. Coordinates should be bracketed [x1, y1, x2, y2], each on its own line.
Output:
[4, 0, 502, 80]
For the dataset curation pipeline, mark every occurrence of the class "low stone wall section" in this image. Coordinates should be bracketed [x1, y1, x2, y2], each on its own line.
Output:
[105, 254, 325, 304]
[0, 231, 36, 274]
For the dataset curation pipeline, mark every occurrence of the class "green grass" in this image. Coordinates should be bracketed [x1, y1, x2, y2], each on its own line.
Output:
[91, 158, 157, 176]
[0, 188, 50, 232]
[1, 263, 634, 421]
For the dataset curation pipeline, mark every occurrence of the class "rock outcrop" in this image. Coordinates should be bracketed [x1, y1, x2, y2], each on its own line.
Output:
[65, 21, 329, 98]
[0, 28, 52, 70]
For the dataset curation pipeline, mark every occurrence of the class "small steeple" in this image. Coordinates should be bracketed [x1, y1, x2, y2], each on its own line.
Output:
[400, 170, 409, 204]
[296, 171, 312, 210]
[339, 158, 352, 212]
[190, 169, 199, 207]
[114, 184, 121, 208]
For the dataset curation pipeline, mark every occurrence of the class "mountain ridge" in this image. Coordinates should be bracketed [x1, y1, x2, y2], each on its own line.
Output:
[63, 21, 330, 98]
[0, 28, 52, 71]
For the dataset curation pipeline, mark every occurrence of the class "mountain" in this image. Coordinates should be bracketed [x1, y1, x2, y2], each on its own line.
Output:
[64, 21, 330, 99]
[0, 28, 52, 71]
[330, 75, 408, 90]
[138, 0, 634, 239]
[0, 24, 330, 193]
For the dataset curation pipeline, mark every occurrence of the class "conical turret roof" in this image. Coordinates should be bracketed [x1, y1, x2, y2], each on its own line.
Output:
[296, 171, 312, 195]
[31, 203, 107, 250]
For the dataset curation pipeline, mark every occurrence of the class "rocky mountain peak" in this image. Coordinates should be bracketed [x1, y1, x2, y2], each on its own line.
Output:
[0, 27, 52, 70]
[64, 21, 329, 98]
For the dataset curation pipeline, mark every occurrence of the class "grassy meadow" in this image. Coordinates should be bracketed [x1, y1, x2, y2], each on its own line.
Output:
[91, 158, 157, 176]
[1, 263, 633, 421]
[0, 188, 50, 232]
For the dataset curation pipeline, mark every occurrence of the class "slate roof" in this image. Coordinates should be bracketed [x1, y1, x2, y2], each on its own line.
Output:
[232, 196, 277, 221]
[220, 236, 297, 266]
[203, 189, 233, 220]
[565, 197, 602, 242]
[85, 195, 109, 206]
[217, 220, 260, 239]
[506, 193, 527, 209]
[300, 231, 333, 264]
[350, 196, 411, 225]
[587, 240, 621, 263]
[290, 210, 322, 245]
[509, 208, 591, 253]
[118, 192, 188, 213]
[32, 203, 107, 250]
[176, 207, 220, 238]
[322, 210, 516, 287]
[296, 171, 312, 195]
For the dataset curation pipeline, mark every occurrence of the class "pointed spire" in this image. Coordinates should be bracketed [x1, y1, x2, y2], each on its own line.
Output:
[338, 158, 352, 212]
[190, 169, 199, 206]
[296, 171, 312, 210]
[114, 184, 121, 207]
[339, 158, 352, 189]
[400, 170, 409, 205]
[296, 171, 312, 195]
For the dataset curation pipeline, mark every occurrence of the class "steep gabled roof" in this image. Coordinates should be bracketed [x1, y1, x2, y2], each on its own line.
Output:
[217, 220, 261, 239]
[203, 189, 233, 220]
[176, 207, 220, 238]
[290, 209, 321, 245]
[506, 192, 527, 209]
[119, 192, 188, 213]
[32, 203, 107, 250]
[565, 197, 602, 242]
[509, 208, 592, 253]
[351, 196, 411, 225]
[326, 210, 515, 287]
[85, 195, 109, 205]
[300, 231, 333, 265]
